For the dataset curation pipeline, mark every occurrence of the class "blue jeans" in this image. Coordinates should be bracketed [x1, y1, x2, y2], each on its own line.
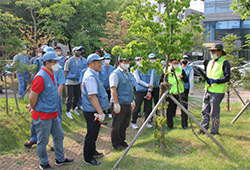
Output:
[17, 73, 29, 99]
[33, 117, 65, 165]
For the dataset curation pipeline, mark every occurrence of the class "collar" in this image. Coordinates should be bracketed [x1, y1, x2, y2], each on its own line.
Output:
[89, 68, 99, 76]
[118, 66, 127, 73]
[42, 68, 54, 77]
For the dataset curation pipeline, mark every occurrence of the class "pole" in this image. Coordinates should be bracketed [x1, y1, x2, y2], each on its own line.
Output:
[4, 72, 8, 114]
[112, 86, 171, 170]
[20, 85, 31, 99]
[168, 94, 226, 150]
[231, 100, 250, 124]
[10, 73, 19, 111]
[233, 88, 245, 105]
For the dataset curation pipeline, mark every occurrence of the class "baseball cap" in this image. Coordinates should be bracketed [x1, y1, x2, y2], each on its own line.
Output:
[72, 46, 81, 52]
[78, 46, 85, 51]
[41, 45, 48, 52]
[87, 54, 104, 64]
[135, 56, 141, 61]
[149, 53, 156, 59]
[103, 53, 111, 59]
[43, 52, 61, 62]
[161, 60, 166, 65]
[183, 55, 189, 59]
[45, 47, 54, 53]
[209, 44, 226, 55]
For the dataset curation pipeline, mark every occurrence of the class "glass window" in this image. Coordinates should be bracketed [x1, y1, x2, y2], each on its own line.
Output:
[205, 0, 216, 14]
[228, 29, 240, 37]
[216, 0, 229, 13]
[215, 30, 228, 40]
[242, 20, 250, 28]
[228, 20, 240, 29]
[216, 21, 228, 29]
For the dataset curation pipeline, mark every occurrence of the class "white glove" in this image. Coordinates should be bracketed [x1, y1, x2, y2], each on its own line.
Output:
[131, 100, 135, 110]
[94, 113, 105, 122]
[114, 103, 121, 114]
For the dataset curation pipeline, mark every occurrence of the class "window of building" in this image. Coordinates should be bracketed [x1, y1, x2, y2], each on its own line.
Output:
[215, 30, 228, 40]
[216, 0, 229, 13]
[228, 20, 240, 29]
[242, 20, 250, 28]
[216, 21, 228, 29]
[205, 0, 216, 14]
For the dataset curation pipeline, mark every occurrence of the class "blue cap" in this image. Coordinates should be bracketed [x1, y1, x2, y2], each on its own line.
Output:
[23, 45, 29, 49]
[183, 55, 189, 59]
[43, 52, 61, 62]
[45, 47, 54, 53]
[78, 46, 85, 51]
[135, 56, 141, 60]
[149, 53, 156, 59]
[161, 60, 166, 65]
[87, 54, 104, 64]
[72, 46, 81, 52]
[103, 53, 111, 59]
[41, 45, 48, 52]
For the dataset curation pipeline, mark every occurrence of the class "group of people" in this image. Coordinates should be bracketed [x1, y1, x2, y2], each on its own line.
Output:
[12, 43, 230, 169]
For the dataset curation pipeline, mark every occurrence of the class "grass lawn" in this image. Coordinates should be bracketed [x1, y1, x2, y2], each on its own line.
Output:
[1, 96, 250, 169]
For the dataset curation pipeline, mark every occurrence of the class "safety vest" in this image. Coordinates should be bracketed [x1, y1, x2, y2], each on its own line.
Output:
[34, 57, 44, 73]
[66, 57, 81, 81]
[80, 57, 87, 71]
[34, 70, 59, 113]
[15, 54, 29, 75]
[206, 57, 226, 93]
[167, 67, 184, 95]
[58, 56, 65, 69]
[110, 68, 134, 105]
[182, 65, 192, 90]
[135, 69, 152, 92]
[82, 68, 110, 112]
[99, 65, 115, 90]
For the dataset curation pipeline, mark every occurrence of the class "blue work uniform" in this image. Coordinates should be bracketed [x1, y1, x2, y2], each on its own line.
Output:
[58, 56, 66, 69]
[14, 53, 30, 98]
[78, 57, 88, 108]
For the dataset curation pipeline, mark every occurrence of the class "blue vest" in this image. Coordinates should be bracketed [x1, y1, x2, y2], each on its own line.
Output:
[182, 65, 192, 89]
[99, 65, 115, 90]
[80, 57, 87, 71]
[82, 68, 110, 112]
[110, 69, 134, 105]
[79, 68, 87, 83]
[34, 70, 59, 113]
[130, 66, 138, 87]
[54, 67, 66, 87]
[15, 54, 29, 75]
[153, 69, 160, 88]
[66, 57, 81, 81]
[34, 57, 44, 73]
[135, 69, 152, 92]
[58, 56, 65, 69]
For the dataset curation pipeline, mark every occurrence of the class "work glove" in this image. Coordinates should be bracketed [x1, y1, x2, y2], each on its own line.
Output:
[131, 100, 135, 110]
[25, 103, 33, 113]
[94, 113, 105, 123]
[206, 78, 217, 85]
[114, 103, 121, 114]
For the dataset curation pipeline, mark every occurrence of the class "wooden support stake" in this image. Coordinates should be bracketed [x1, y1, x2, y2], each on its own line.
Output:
[231, 100, 250, 124]
[10, 73, 19, 111]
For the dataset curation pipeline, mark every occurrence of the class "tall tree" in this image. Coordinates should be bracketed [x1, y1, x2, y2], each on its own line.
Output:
[112, 0, 203, 152]
[231, 0, 250, 20]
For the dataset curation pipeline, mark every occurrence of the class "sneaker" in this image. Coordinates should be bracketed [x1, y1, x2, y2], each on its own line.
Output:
[55, 158, 74, 166]
[146, 123, 153, 128]
[93, 151, 103, 158]
[84, 159, 101, 166]
[65, 111, 73, 119]
[131, 123, 138, 129]
[121, 142, 129, 147]
[138, 113, 142, 118]
[39, 164, 54, 170]
[24, 141, 37, 148]
[71, 108, 80, 116]
[79, 106, 83, 110]
[182, 126, 188, 130]
[108, 114, 112, 118]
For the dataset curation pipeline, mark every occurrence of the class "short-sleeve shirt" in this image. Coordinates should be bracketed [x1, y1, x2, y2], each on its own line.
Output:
[85, 68, 98, 95]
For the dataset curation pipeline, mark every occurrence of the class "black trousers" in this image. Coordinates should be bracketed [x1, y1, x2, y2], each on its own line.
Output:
[104, 89, 111, 114]
[132, 91, 152, 124]
[152, 87, 159, 114]
[166, 93, 188, 128]
[183, 89, 189, 110]
[66, 84, 80, 112]
[83, 111, 101, 162]
[111, 104, 131, 148]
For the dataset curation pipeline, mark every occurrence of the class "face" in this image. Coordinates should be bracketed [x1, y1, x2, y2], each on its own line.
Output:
[149, 57, 156, 61]
[170, 60, 179, 66]
[55, 49, 61, 53]
[90, 60, 102, 71]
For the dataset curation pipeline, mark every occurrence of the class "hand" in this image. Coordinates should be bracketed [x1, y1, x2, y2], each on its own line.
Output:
[114, 103, 121, 114]
[94, 113, 105, 123]
[131, 100, 135, 110]
[176, 74, 183, 78]
[206, 78, 217, 85]
[25, 103, 33, 113]
[148, 84, 154, 89]
[189, 92, 194, 95]
[100, 46, 104, 51]
[145, 91, 151, 100]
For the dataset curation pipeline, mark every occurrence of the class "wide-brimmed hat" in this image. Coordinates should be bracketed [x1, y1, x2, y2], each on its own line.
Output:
[209, 44, 226, 55]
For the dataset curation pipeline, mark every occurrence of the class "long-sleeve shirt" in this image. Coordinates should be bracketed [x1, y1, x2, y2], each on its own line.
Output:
[134, 69, 154, 91]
